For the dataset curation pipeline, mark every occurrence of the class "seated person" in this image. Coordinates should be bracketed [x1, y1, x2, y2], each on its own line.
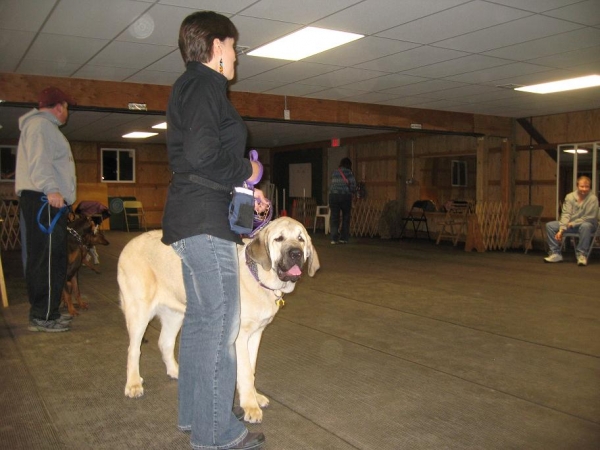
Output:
[545, 175, 598, 266]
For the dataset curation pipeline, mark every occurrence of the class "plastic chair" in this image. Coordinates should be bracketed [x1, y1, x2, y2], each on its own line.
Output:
[123, 201, 148, 232]
[313, 205, 330, 234]
[503, 205, 544, 254]
[399, 200, 435, 240]
[436, 200, 471, 246]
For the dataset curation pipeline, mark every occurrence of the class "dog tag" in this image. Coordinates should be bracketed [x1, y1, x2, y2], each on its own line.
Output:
[276, 298, 285, 307]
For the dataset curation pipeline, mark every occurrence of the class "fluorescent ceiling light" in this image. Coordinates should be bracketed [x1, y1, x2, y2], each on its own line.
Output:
[123, 131, 158, 139]
[152, 122, 167, 129]
[248, 27, 363, 61]
[515, 75, 600, 94]
[563, 149, 589, 154]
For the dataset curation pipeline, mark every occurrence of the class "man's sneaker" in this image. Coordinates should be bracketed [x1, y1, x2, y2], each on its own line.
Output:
[28, 318, 70, 333]
[339, 240, 348, 244]
[57, 314, 73, 325]
[577, 254, 588, 266]
[544, 253, 563, 263]
[330, 241, 337, 245]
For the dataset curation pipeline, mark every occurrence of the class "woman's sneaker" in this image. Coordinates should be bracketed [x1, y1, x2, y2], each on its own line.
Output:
[28, 318, 70, 332]
[544, 253, 563, 263]
[577, 254, 588, 266]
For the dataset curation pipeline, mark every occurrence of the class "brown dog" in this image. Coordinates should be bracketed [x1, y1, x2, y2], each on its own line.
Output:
[118, 217, 320, 423]
[62, 215, 109, 316]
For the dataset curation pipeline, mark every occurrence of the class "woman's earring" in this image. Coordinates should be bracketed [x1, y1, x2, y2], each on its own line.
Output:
[219, 58, 223, 74]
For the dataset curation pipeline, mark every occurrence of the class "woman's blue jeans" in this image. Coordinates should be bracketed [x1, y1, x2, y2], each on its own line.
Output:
[172, 234, 247, 449]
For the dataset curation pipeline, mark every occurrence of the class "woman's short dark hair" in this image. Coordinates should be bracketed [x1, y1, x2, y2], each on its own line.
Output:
[340, 157, 352, 169]
[178, 11, 239, 65]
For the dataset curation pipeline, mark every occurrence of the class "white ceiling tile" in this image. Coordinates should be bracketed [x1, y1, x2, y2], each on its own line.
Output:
[234, 55, 290, 81]
[304, 87, 367, 100]
[300, 68, 386, 88]
[125, 69, 181, 85]
[445, 62, 553, 84]
[380, 79, 468, 96]
[16, 59, 82, 77]
[240, 0, 359, 25]
[314, 0, 470, 35]
[229, 79, 289, 93]
[116, 4, 196, 46]
[0, 0, 57, 32]
[378, 1, 533, 44]
[71, 65, 140, 82]
[231, 16, 301, 49]
[483, 27, 600, 61]
[342, 91, 402, 104]
[379, 95, 440, 107]
[436, 15, 583, 53]
[247, 61, 341, 84]
[157, 0, 256, 14]
[347, 73, 429, 91]
[42, 0, 149, 39]
[403, 55, 511, 78]
[356, 46, 469, 73]
[482, 0, 583, 13]
[88, 41, 175, 69]
[305, 37, 419, 67]
[431, 84, 501, 100]
[26, 34, 108, 65]
[144, 50, 185, 72]
[529, 46, 600, 69]
[542, 0, 600, 26]
[263, 84, 327, 97]
[0, 29, 36, 62]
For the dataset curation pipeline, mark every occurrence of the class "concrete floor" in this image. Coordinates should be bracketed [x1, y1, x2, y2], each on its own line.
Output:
[1, 228, 599, 450]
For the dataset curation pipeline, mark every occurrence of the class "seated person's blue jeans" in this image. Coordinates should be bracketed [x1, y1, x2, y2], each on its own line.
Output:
[546, 220, 596, 256]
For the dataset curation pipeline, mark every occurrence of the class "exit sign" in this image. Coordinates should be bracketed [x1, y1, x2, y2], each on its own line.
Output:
[331, 138, 340, 147]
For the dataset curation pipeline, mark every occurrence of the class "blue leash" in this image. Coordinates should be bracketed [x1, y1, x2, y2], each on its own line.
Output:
[37, 196, 70, 234]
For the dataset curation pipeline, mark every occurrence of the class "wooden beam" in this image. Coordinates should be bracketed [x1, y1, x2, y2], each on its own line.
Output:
[0, 72, 512, 137]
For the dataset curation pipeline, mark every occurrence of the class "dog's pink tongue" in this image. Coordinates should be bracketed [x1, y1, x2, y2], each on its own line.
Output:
[286, 265, 302, 276]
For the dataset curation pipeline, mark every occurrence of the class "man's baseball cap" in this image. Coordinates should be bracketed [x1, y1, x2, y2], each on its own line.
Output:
[38, 87, 77, 108]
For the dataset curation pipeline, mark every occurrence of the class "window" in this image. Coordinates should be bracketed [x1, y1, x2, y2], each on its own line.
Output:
[101, 148, 135, 182]
[451, 160, 467, 187]
[0, 146, 17, 182]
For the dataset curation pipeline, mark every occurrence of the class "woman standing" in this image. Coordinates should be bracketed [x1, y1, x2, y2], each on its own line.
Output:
[162, 11, 266, 450]
[329, 157, 357, 244]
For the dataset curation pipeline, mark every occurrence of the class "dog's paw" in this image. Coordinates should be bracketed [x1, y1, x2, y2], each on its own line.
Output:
[79, 301, 89, 310]
[242, 405, 263, 423]
[166, 365, 179, 380]
[124, 378, 144, 398]
[256, 393, 270, 408]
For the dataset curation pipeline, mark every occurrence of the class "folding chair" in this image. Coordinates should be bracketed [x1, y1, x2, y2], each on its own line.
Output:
[313, 205, 330, 234]
[561, 220, 600, 263]
[503, 205, 544, 254]
[436, 200, 471, 246]
[123, 201, 148, 232]
[399, 200, 435, 240]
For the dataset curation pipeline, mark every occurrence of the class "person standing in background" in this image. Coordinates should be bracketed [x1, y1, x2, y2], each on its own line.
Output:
[162, 11, 267, 450]
[15, 87, 77, 332]
[329, 157, 356, 244]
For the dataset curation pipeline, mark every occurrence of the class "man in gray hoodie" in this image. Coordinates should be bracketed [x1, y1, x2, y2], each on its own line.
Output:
[15, 87, 77, 332]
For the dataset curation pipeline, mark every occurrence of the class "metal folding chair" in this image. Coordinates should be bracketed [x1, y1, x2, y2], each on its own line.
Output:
[436, 200, 471, 246]
[400, 200, 435, 240]
[503, 205, 544, 254]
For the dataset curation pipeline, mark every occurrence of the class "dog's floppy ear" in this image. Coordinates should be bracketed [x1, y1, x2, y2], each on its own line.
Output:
[246, 227, 272, 271]
[304, 234, 320, 277]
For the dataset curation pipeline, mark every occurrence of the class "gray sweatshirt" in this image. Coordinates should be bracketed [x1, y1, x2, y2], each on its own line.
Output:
[559, 190, 599, 231]
[15, 109, 77, 205]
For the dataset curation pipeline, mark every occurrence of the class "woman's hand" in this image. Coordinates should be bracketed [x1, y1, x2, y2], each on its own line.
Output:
[253, 188, 269, 213]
